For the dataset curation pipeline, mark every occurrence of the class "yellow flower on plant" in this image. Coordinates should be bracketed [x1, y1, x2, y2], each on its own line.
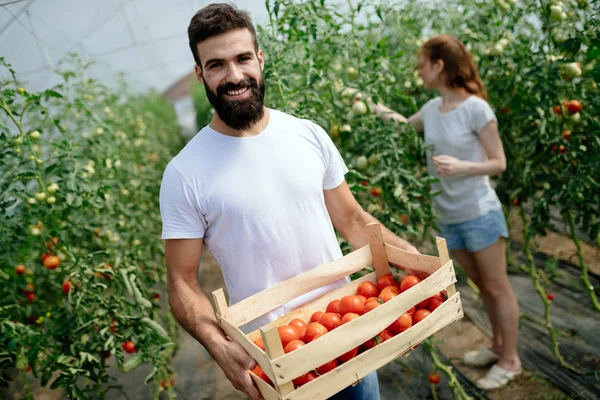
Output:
[46, 312, 51, 318]
[36, 316, 44, 324]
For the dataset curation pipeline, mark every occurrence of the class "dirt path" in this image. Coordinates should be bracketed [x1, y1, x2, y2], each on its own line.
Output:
[508, 211, 600, 276]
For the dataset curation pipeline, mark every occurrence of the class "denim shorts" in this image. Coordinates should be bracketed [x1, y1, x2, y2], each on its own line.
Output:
[439, 209, 509, 253]
[328, 371, 379, 400]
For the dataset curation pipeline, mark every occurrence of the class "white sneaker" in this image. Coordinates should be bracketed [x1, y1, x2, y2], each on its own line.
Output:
[476, 364, 522, 390]
[462, 348, 500, 367]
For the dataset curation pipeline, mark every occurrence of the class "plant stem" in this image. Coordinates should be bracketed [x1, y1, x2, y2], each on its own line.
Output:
[565, 211, 600, 312]
[519, 205, 581, 373]
[424, 339, 473, 400]
[22, 368, 33, 400]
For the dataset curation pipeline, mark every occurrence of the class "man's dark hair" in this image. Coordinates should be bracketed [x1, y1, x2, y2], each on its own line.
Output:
[188, 3, 259, 67]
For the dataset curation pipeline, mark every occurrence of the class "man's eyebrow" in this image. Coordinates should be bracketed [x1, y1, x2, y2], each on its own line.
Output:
[204, 52, 255, 67]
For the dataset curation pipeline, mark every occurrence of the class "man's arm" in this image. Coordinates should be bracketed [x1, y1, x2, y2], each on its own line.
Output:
[165, 239, 262, 400]
[324, 181, 418, 253]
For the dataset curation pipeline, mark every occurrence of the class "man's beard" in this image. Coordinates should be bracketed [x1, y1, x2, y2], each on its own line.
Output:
[204, 74, 266, 131]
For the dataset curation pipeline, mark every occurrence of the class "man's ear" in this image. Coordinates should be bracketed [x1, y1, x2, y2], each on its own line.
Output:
[257, 49, 264, 71]
[195, 65, 204, 85]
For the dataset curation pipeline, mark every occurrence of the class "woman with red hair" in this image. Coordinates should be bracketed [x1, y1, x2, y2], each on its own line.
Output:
[369, 35, 521, 390]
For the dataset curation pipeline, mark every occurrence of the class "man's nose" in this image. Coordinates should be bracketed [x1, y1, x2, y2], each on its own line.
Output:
[226, 63, 244, 84]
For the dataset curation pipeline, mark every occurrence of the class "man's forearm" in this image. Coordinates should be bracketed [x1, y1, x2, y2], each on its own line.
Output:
[341, 209, 418, 253]
[168, 279, 228, 354]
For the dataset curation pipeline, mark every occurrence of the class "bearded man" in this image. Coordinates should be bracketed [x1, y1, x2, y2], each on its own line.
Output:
[159, 3, 419, 399]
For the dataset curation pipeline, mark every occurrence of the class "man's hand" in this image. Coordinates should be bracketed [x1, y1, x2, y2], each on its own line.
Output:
[210, 338, 263, 400]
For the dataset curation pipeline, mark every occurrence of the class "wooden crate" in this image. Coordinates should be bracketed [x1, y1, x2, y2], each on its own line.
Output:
[212, 223, 463, 400]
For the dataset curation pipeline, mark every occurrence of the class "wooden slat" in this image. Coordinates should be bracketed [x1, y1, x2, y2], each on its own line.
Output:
[269, 262, 457, 385]
[385, 243, 441, 274]
[229, 246, 373, 327]
[216, 313, 274, 380]
[261, 326, 295, 395]
[250, 370, 281, 400]
[248, 273, 375, 342]
[284, 293, 464, 400]
[366, 223, 390, 280]
[436, 237, 457, 297]
[212, 288, 231, 321]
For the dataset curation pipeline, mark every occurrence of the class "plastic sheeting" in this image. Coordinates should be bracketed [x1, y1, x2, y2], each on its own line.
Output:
[459, 242, 600, 400]
[0, 0, 270, 93]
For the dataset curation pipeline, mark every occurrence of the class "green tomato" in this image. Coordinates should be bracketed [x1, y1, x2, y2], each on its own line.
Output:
[550, 5, 564, 21]
[356, 156, 368, 170]
[352, 101, 368, 116]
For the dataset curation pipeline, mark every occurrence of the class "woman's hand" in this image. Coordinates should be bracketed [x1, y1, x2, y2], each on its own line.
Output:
[432, 155, 466, 177]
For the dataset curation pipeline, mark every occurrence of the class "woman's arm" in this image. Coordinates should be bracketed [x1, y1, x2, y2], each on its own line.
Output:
[432, 120, 506, 177]
[367, 97, 424, 132]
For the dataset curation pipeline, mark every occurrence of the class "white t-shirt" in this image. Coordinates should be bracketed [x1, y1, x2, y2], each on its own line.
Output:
[420, 96, 502, 225]
[159, 109, 350, 333]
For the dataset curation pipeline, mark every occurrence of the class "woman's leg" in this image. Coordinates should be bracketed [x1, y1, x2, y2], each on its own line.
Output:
[472, 238, 521, 370]
[451, 249, 503, 354]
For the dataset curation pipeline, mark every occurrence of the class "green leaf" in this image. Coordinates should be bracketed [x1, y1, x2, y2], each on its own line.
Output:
[44, 89, 63, 99]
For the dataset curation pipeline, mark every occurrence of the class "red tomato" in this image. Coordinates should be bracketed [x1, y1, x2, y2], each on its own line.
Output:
[326, 300, 341, 314]
[413, 309, 431, 324]
[319, 312, 342, 331]
[380, 285, 400, 295]
[15, 265, 26, 275]
[388, 312, 412, 334]
[356, 281, 379, 298]
[428, 297, 444, 312]
[339, 295, 365, 315]
[417, 292, 442, 309]
[251, 365, 272, 385]
[547, 293, 555, 301]
[379, 329, 394, 342]
[278, 325, 300, 348]
[429, 373, 441, 384]
[284, 339, 305, 353]
[293, 371, 318, 387]
[377, 274, 398, 291]
[378, 291, 397, 303]
[62, 280, 71, 294]
[356, 295, 367, 304]
[289, 318, 307, 341]
[253, 338, 265, 351]
[122, 341, 136, 353]
[26, 293, 36, 302]
[43, 255, 60, 270]
[316, 359, 338, 375]
[400, 275, 421, 292]
[366, 296, 379, 304]
[310, 311, 325, 323]
[406, 306, 416, 317]
[341, 313, 360, 325]
[362, 334, 383, 349]
[567, 100, 582, 114]
[305, 322, 328, 342]
[364, 301, 382, 313]
[338, 347, 358, 363]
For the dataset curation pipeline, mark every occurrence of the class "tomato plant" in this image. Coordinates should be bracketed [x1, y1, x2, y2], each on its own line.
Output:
[1, 56, 183, 398]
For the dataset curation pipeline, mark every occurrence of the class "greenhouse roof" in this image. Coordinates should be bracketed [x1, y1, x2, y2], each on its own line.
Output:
[0, 0, 270, 94]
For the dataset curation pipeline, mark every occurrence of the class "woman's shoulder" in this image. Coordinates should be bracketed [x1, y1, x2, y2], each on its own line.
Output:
[467, 95, 494, 112]
[420, 96, 442, 114]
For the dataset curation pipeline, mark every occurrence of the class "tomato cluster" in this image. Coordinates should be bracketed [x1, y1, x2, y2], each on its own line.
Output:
[249, 273, 446, 388]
